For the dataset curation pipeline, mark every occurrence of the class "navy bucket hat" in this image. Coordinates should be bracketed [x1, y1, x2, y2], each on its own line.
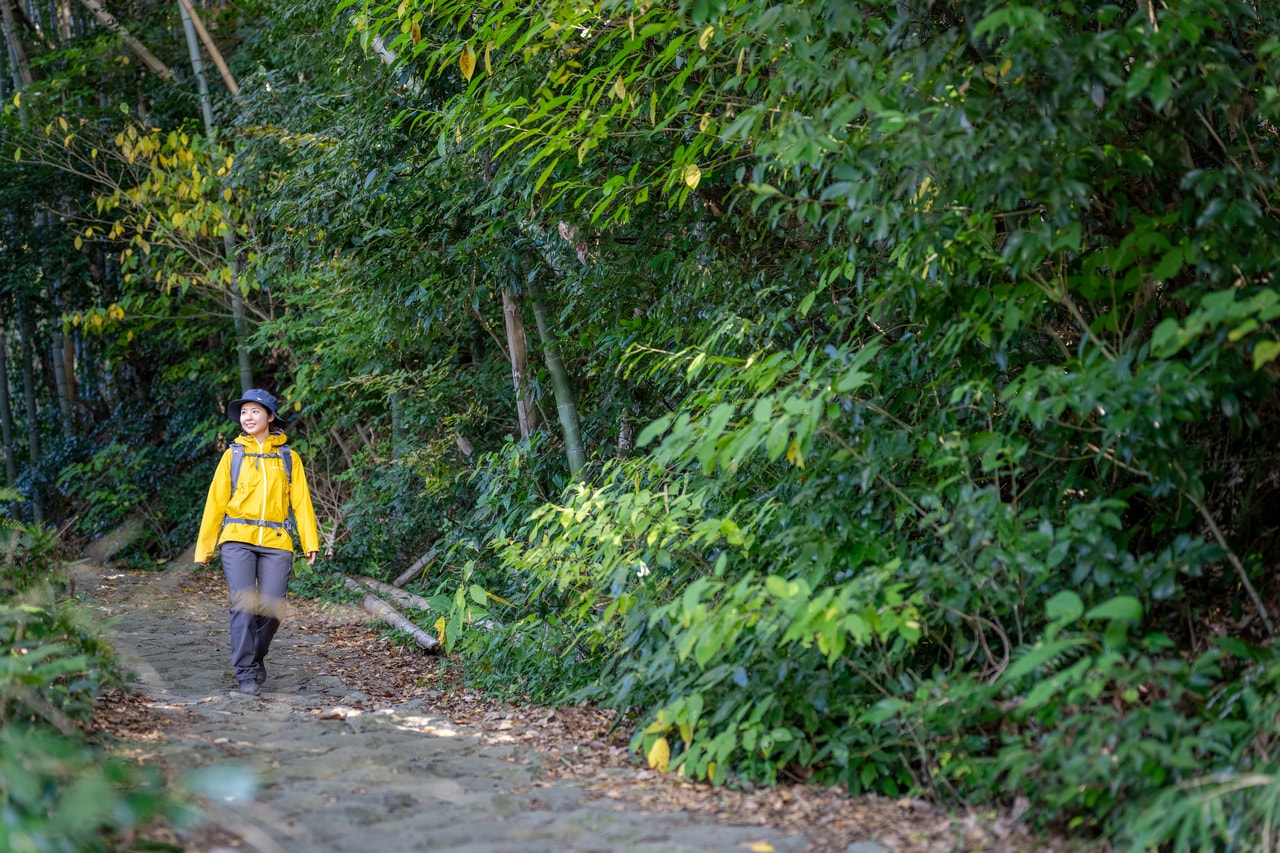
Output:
[227, 388, 286, 425]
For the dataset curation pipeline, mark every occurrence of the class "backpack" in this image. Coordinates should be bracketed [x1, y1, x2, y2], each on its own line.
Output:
[229, 443, 292, 496]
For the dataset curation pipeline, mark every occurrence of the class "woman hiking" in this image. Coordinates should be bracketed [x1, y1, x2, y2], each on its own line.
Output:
[195, 389, 319, 696]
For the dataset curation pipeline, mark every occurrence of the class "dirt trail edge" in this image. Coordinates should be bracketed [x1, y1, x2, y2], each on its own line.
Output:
[76, 561, 818, 853]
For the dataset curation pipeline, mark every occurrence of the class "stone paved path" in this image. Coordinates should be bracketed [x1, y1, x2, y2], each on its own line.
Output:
[77, 563, 813, 853]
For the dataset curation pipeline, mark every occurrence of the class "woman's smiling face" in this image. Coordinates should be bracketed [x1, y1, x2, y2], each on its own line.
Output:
[240, 402, 273, 440]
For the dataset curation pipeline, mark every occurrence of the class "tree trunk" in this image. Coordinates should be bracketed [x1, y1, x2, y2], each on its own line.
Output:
[74, 0, 178, 82]
[502, 288, 537, 440]
[46, 249, 75, 436]
[55, 0, 71, 40]
[390, 390, 405, 460]
[0, 329, 17, 486]
[18, 308, 40, 466]
[18, 307, 43, 523]
[176, 0, 254, 392]
[176, 0, 213, 128]
[62, 331, 77, 411]
[231, 290, 253, 391]
[0, 0, 32, 89]
[48, 337, 72, 436]
[176, 0, 237, 95]
[527, 278, 585, 477]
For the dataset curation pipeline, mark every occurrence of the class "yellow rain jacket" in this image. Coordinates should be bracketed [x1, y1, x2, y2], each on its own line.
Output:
[195, 433, 320, 563]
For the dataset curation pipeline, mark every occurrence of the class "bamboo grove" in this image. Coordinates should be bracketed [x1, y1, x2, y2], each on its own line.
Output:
[3, 0, 1280, 848]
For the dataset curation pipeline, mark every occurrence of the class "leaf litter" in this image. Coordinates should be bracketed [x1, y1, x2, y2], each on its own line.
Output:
[85, 569, 1084, 853]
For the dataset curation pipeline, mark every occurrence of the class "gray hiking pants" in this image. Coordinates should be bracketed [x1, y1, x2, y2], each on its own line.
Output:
[221, 542, 293, 685]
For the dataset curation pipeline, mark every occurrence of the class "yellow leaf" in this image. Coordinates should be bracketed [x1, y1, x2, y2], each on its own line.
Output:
[484, 41, 492, 75]
[126, 330, 133, 342]
[460, 44, 476, 81]
[397, 0, 408, 18]
[613, 76, 626, 100]
[12, 147, 19, 162]
[59, 116, 68, 132]
[12, 92, 19, 107]
[224, 188, 233, 202]
[699, 113, 710, 132]
[737, 48, 745, 75]
[293, 401, 301, 411]
[699, 25, 714, 50]
[679, 721, 693, 745]
[747, 844, 775, 852]
[90, 148, 97, 159]
[434, 616, 447, 642]
[74, 236, 82, 250]
[1000, 58, 1012, 78]
[412, 20, 421, 44]
[786, 440, 805, 468]
[646, 736, 670, 772]
[683, 162, 701, 189]
[649, 92, 657, 125]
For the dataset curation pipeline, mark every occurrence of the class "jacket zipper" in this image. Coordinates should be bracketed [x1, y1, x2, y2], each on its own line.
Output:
[256, 438, 267, 546]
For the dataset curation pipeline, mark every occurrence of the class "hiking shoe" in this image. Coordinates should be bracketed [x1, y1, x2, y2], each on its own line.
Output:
[236, 680, 260, 697]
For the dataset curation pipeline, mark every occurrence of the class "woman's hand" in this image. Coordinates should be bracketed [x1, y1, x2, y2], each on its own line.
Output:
[306, 551, 317, 566]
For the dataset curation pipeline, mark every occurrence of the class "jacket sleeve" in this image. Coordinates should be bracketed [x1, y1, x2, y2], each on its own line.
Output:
[194, 449, 233, 563]
[289, 450, 321, 555]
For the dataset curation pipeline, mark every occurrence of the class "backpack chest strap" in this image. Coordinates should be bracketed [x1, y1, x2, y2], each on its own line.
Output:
[221, 516, 296, 535]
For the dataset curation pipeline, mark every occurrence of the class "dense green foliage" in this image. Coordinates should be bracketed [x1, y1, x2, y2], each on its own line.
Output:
[5, 0, 1280, 848]
[0, 496, 182, 850]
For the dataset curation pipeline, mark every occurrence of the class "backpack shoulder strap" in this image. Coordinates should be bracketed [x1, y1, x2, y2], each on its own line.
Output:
[229, 444, 245, 495]
[279, 445, 293, 485]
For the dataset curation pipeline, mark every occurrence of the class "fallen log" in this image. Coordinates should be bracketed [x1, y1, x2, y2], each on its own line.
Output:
[393, 545, 440, 587]
[342, 577, 440, 653]
[355, 575, 433, 612]
[355, 574, 502, 632]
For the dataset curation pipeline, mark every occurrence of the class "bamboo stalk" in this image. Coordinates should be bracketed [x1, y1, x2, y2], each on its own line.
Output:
[527, 277, 585, 476]
[393, 546, 438, 587]
[342, 578, 440, 652]
[356, 575, 432, 611]
[355, 574, 499, 631]
[175, 0, 238, 95]
[75, 0, 178, 82]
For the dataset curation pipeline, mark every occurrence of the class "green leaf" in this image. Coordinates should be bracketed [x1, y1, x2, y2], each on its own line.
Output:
[1084, 595, 1143, 622]
[1150, 69, 1173, 110]
[1253, 340, 1280, 370]
[469, 584, 488, 606]
[1045, 590, 1084, 623]
[637, 415, 672, 447]
[1152, 246, 1183, 281]
[1150, 317, 1182, 356]
[1002, 637, 1089, 683]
